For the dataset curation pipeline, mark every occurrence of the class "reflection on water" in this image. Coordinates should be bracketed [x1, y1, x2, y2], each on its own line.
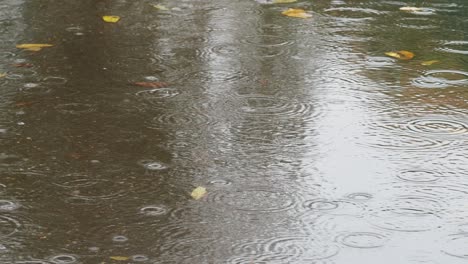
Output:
[0, 0, 467, 263]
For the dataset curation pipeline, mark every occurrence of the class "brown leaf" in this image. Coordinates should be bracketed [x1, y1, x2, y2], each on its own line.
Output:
[13, 63, 33, 68]
[15, 101, 36, 107]
[134, 82, 169, 88]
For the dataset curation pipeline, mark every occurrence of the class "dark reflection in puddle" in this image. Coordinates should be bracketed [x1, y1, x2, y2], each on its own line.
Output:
[0, 0, 468, 263]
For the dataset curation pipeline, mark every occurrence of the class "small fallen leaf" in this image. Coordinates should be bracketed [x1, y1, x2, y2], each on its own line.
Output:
[13, 63, 33, 68]
[102, 16, 120, 23]
[134, 82, 169, 88]
[0, 73, 6, 78]
[151, 4, 169, 10]
[385, 50, 415, 60]
[400, 6, 423, 12]
[273, 0, 297, 3]
[15, 101, 35, 107]
[421, 60, 439, 66]
[282, 8, 312, 19]
[110, 256, 129, 261]
[16, 44, 53, 52]
[191, 186, 207, 200]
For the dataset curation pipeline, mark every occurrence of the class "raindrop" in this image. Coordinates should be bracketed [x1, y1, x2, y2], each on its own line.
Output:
[0, 200, 19, 211]
[140, 205, 168, 216]
[49, 254, 77, 264]
[304, 200, 339, 210]
[135, 88, 180, 100]
[208, 179, 232, 186]
[23, 83, 39, 88]
[132, 255, 149, 262]
[138, 160, 168, 171]
[346, 193, 373, 201]
[112, 235, 128, 243]
[144, 76, 159, 81]
[42, 76, 68, 85]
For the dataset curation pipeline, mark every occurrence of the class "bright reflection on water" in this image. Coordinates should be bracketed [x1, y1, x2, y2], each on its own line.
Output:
[0, 0, 467, 263]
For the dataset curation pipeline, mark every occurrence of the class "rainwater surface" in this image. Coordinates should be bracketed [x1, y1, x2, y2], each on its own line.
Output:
[0, 0, 467, 263]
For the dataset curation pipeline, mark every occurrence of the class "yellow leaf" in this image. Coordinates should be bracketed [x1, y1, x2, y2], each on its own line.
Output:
[421, 60, 439, 66]
[282, 8, 312, 19]
[16, 44, 53, 52]
[110, 256, 129, 261]
[151, 4, 169, 10]
[273, 0, 297, 3]
[0, 73, 6, 78]
[400, 6, 423, 12]
[102, 16, 120, 23]
[191, 186, 207, 200]
[385, 50, 415, 60]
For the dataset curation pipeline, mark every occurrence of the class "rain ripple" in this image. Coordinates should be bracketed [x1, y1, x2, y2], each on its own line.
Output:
[49, 254, 77, 264]
[302, 199, 366, 216]
[336, 232, 388, 248]
[397, 169, 443, 183]
[406, 119, 468, 135]
[239, 95, 319, 120]
[228, 236, 339, 263]
[368, 195, 446, 232]
[412, 70, 468, 88]
[53, 173, 127, 204]
[441, 234, 468, 259]
[0, 215, 21, 238]
[325, 7, 387, 21]
[208, 188, 299, 213]
[438, 41, 468, 55]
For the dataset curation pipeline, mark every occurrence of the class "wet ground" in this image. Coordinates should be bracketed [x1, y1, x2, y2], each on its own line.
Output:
[0, 0, 468, 263]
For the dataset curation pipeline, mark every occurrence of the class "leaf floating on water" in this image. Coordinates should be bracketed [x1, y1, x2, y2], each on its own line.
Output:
[385, 50, 415, 60]
[16, 44, 53, 52]
[191, 186, 207, 200]
[151, 4, 169, 10]
[13, 63, 33, 68]
[421, 60, 439, 66]
[110, 256, 129, 261]
[281, 8, 312, 19]
[400, 6, 423, 12]
[0, 73, 6, 78]
[134, 82, 169, 88]
[273, 0, 297, 3]
[102, 15, 120, 23]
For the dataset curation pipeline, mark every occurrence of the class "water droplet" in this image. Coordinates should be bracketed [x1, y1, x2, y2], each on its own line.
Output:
[139, 160, 168, 171]
[0, 200, 19, 211]
[132, 255, 149, 262]
[49, 254, 77, 264]
[140, 205, 168, 216]
[112, 235, 128, 243]
[346, 193, 373, 201]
